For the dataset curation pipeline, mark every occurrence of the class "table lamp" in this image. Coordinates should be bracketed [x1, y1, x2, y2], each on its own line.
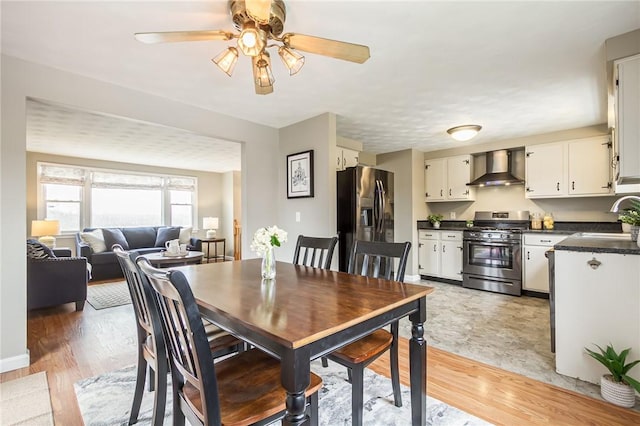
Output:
[203, 217, 219, 239]
[31, 219, 60, 248]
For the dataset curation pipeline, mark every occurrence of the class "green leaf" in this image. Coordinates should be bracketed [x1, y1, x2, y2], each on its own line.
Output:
[622, 359, 640, 375]
[622, 374, 640, 394]
[270, 235, 281, 247]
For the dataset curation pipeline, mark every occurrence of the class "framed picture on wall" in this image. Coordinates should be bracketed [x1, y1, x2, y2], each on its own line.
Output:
[287, 150, 314, 198]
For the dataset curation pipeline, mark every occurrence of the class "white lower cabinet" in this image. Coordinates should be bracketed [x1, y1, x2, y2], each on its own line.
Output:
[522, 234, 567, 293]
[555, 250, 640, 386]
[418, 230, 463, 281]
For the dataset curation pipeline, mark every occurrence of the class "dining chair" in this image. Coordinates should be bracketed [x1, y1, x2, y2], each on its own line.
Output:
[325, 239, 411, 426]
[113, 245, 243, 426]
[136, 257, 323, 426]
[292, 235, 338, 269]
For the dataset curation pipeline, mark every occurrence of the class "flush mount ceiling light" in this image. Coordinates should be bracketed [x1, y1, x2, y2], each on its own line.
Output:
[135, 0, 370, 95]
[447, 125, 482, 141]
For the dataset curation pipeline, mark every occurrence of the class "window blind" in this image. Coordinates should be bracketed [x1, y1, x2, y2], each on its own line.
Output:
[39, 165, 85, 186]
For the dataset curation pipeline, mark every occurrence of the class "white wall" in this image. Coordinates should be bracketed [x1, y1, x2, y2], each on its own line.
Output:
[376, 149, 428, 278]
[222, 170, 242, 258]
[0, 55, 279, 371]
[277, 113, 337, 263]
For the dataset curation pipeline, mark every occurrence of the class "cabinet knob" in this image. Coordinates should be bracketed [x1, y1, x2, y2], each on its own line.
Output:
[442, 245, 446, 253]
[556, 182, 560, 191]
[587, 258, 602, 270]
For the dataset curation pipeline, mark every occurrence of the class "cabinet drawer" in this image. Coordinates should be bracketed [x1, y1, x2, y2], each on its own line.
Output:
[441, 231, 462, 241]
[523, 234, 567, 246]
[418, 230, 440, 240]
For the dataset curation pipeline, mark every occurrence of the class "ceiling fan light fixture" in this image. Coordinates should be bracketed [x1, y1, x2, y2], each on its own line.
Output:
[447, 124, 482, 141]
[237, 23, 266, 56]
[212, 47, 239, 76]
[252, 53, 274, 94]
[278, 46, 305, 75]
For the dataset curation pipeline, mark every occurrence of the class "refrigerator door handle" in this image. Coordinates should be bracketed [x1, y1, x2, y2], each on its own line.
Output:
[379, 180, 386, 235]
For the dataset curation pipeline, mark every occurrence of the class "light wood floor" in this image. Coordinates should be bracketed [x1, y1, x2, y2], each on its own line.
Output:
[2, 300, 638, 425]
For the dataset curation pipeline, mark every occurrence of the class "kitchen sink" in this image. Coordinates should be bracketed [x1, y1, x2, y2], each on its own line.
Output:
[576, 232, 631, 240]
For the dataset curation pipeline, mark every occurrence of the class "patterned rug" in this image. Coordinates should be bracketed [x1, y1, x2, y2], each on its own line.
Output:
[0, 371, 54, 425]
[75, 359, 492, 426]
[86, 281, 131, 310]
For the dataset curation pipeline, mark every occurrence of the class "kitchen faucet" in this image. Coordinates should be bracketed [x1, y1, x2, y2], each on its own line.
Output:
[609, 195, 640, 213]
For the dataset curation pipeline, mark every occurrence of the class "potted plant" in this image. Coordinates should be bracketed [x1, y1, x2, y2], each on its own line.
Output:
[427, 214, 444, 229]
[585, 343, 640, 408]
[619, 199, 640, 241]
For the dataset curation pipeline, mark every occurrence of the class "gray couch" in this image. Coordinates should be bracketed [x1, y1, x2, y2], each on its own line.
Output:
[27, 245, 88, 311]
[76, 226, 202, 281]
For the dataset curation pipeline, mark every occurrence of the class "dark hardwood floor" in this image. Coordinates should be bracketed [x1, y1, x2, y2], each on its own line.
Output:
[1, 298, 639, 425]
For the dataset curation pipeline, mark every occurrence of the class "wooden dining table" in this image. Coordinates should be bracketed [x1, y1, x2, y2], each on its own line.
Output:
[173, 258, 434, 425]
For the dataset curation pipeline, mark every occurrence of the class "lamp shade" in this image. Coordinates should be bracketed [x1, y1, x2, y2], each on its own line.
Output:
[203, 217, 219, 230]
[31, 219, 60, 237]
[31, 219, 60, 248]
[447, 125, 482, 142]
[203, 217, 219, 239]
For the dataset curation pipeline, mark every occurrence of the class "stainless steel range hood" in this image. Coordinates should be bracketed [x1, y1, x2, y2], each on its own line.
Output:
[467, 149, 525, 187]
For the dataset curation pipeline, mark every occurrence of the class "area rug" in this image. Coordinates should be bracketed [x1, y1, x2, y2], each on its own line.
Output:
[0, 371, 54, 425]
[75, 360, 492, 426]
[87, 281, 132, 310]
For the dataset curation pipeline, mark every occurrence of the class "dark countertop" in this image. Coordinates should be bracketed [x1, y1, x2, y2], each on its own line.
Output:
[417, 220, 623, 235]
[554, 234, 640, 255]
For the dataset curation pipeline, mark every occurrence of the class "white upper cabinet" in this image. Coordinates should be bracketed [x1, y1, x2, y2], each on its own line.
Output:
[568, 138, 612, 195]
[425, 155, 474, 202]
[614, 54, 640, 185]
[424, 158, 445, 201]
[525, 142, 566, 197]
[525, 136, 611, 198]
[336, 147, 359, 171]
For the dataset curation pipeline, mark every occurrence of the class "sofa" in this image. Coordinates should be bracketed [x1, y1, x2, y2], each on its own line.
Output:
[76, 226, 202, 281]
[27, 240, 88, 311]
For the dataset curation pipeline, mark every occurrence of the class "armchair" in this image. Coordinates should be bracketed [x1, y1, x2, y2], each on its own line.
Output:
[27, 248, 88, 311]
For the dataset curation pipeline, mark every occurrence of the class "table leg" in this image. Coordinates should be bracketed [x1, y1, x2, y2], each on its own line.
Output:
[409, 297, 427, 425]
[281, 348, 311, 426]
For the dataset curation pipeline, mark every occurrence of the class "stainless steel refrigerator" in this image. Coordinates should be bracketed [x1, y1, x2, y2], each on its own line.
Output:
[337, 166, 394, 272]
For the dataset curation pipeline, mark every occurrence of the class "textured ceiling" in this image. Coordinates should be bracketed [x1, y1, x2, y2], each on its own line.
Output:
[26, 99, 241, 173]
[3, 1, 640, 170]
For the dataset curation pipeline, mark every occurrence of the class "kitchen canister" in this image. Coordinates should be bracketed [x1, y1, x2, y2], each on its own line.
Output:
[543, 212, 554, 230]
[530, 213, 543, 230]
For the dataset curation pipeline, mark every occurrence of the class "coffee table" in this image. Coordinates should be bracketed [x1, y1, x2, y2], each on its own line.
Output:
[140, 251, 204, 268]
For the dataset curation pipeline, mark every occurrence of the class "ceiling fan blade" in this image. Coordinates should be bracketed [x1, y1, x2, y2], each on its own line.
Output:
[245, 0, 272, 24]
[134, 30, 235, 44]
[282, 33, 370, 64]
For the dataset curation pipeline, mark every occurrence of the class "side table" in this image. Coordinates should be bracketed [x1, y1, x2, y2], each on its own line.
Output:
[201, 238, 226, 263]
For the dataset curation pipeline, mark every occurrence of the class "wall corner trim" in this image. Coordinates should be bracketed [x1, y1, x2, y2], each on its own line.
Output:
[403, 274, 421, 283]
[0, 351, 30, 373]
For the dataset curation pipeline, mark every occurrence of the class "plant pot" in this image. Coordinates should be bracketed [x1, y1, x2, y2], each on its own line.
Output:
[433, 222, 441, 229]
[600, 374, 637, 408]
[630, 225, 639, 242]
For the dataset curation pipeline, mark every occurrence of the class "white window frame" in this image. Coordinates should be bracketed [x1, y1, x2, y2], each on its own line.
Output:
[36, 161, 198, 232]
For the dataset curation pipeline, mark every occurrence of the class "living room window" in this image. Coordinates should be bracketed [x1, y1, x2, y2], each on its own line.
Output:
[37, 163, 197, 231]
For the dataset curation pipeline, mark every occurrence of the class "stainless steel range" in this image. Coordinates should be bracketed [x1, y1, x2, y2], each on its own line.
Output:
[462, 211, 530, 296]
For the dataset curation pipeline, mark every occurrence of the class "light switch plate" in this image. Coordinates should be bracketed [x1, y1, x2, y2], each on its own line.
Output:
[295, 212, 301, 222]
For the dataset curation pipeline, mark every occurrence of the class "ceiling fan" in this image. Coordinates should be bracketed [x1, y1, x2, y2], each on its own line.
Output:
[135, 0, 370, 95]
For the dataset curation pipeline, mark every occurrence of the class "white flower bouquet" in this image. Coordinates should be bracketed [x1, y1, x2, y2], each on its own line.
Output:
[250, 225, 288, 255]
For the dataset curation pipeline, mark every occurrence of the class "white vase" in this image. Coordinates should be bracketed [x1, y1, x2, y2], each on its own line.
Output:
[261, 246, 276, 279]
[630, 225, 639, 242]
[433, 222, 441, 229]
[600, 375, 637, 408]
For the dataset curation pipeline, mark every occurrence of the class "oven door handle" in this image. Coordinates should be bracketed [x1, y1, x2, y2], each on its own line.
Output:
[464, 240, 520, 246]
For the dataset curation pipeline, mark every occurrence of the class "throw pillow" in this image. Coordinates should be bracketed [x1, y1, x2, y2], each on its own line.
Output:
[155, 227, 181, 247]
[179, 227, 192, 245]
[102, 228, 130, 251]
[26, 239, 56, 259]
[80, 229, 107, 253]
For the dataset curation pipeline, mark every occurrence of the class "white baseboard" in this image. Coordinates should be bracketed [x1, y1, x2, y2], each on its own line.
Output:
[404, 274, 421, 283]
[0, 350, 30, 373]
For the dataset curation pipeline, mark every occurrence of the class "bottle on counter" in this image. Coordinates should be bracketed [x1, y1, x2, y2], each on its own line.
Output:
[543, 212, 554, 230]
[530, 212, 543, 230]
